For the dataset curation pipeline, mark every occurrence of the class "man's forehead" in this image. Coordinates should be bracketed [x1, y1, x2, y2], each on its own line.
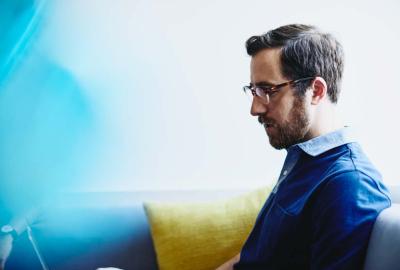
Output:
[252, 47, 281, 60]
[250, 48, 284, 84]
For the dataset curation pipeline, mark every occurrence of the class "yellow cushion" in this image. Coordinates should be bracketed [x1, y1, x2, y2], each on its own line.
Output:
[144, 186, 271, 270]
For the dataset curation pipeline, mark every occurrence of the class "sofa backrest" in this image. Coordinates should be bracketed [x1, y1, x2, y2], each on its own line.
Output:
[7, 203, 159, 270]
[6, 190, 248, 270]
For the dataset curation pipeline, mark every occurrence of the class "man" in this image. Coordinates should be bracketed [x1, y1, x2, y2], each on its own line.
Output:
[217, 24, 391, 270]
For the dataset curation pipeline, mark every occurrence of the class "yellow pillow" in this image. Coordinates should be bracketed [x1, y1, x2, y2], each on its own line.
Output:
[144, 186, 271, 270]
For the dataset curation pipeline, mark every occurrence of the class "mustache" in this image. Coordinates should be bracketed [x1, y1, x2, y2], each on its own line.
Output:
[258, 116, 274, 125]
[258, 116, 264, 125]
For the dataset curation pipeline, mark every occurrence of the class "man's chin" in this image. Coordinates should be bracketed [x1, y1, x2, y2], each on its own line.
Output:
[270, 143, 286, 150]
[268, 137, 286, 150]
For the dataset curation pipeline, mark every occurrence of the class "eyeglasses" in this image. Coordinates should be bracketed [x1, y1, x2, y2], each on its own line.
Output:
[243, 77, 315, 103]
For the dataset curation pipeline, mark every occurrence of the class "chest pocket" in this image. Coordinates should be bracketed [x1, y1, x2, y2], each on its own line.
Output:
[254, 199, 301, 262]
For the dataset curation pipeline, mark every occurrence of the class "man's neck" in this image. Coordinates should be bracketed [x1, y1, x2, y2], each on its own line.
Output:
[308, 105, 343, 139]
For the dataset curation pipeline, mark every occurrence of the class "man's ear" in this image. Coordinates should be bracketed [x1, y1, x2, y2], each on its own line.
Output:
[310, 77, 328, 105]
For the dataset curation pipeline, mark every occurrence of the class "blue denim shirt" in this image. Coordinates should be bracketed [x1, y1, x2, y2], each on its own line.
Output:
[235, 128, 391, 270]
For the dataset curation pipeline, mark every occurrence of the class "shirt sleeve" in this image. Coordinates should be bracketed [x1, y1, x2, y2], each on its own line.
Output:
[310, 171, 391, 270]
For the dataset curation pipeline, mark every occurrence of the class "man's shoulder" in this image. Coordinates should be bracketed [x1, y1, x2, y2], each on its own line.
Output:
[321, 142, 383, 186]
[296, 142, 376, 183]
[298, 142, 390, 207]
[314, 164, 391, 213]
[279, 142, 390, 214]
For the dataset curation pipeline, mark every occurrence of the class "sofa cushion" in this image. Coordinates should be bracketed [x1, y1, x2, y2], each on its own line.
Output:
[364, 204, 400, 270]
[144, 186, 271, 270]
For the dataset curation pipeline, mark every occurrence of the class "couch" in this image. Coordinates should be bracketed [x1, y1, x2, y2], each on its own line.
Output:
[5, 186, 400, 270]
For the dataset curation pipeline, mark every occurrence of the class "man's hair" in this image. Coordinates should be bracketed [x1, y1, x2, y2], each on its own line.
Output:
[246, 24, 344, 103]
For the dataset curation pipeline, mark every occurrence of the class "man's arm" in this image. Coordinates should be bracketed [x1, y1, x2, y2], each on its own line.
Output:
[215, 253, 240, 270]
[310, 172, 390, 269]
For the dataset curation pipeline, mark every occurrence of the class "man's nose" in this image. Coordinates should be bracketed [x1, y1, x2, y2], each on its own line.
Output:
[250, 96, 268, 116]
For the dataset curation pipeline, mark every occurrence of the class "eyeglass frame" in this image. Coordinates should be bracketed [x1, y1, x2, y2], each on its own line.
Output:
[243, 76, 315, 102]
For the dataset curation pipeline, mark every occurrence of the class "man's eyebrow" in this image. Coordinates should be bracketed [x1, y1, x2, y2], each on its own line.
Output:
[251, 80, 275, 86]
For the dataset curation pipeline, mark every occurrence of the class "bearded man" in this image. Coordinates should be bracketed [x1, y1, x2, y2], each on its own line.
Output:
[217, 24, 391, 270]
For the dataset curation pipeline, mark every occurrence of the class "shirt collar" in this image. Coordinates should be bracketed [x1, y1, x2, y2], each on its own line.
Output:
[288, 127, 356, 157]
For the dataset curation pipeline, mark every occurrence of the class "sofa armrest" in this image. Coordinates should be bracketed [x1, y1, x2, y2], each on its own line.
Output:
[364, 204, 400, 270]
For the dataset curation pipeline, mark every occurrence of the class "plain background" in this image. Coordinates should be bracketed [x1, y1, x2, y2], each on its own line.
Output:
[1, 0, 399, 201]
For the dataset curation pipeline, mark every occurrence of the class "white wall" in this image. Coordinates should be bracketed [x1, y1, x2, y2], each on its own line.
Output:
[36, 0, 400, 190]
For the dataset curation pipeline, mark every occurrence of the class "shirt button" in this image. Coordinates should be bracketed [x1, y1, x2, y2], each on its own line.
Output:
[283, 170, 288, 176]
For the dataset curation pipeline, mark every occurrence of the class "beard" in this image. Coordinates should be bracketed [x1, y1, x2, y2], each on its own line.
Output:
[258, 96, 310, 150]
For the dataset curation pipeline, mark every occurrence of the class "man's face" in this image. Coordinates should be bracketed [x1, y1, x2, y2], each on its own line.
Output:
[250, 48, 311, 149]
